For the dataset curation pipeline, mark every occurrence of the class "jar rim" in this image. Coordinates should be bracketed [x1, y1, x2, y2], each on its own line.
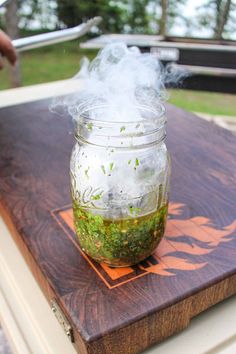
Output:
[74, 103, 166, 148]
[77, 103, 165, 126]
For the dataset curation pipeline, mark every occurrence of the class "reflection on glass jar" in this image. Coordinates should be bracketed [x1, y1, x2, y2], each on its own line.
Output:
[70, 105, 170, 267]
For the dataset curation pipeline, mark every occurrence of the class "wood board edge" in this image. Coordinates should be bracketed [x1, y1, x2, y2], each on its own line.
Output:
[86, 273, 236, 354]
[0, 201, 89, 354]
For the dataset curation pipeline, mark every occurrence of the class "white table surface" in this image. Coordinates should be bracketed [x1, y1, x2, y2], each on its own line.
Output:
[0, 80, 236, 354]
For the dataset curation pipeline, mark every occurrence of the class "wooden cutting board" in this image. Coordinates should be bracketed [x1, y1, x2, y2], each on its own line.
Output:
[0, 99, 236, 354]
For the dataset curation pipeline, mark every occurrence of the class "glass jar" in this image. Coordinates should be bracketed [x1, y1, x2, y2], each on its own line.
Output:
[70, 105, 170, 267]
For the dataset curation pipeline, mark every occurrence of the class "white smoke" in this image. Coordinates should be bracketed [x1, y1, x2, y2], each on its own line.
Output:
[53, 42, 187, 123]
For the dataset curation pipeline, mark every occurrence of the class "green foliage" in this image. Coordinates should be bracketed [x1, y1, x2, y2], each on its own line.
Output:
[56, 0, 187, 34]
[56, 0, 128, 33]
[18, 0, 57, 30]
[125, 0, 155, 34]
[3, 0, 236, 39]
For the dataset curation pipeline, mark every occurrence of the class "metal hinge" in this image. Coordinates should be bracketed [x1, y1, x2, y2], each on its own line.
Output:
[51, 299, 74, 343]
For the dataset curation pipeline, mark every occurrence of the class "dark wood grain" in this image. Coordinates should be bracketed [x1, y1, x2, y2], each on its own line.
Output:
[0, 99, 236, 354]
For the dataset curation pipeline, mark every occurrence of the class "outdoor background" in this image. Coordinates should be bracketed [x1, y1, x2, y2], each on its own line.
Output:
[0, 0, 236, 116]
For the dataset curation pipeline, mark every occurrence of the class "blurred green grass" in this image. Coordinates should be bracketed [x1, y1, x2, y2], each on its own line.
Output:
[1, 41, 236, 116]
[169, 89, 236, 117]
[0, 42, 97, 89]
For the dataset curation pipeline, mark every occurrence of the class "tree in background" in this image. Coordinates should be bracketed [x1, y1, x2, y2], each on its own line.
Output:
[146, 0, 187, 36]
[2, 0, 236, 40]
[214, 0, 235, 38]
[18, 0, 40, 29]
[18, 0, 57, 31]
[124, 0, 155, 34]
[5, 0, 21, 87]
[159, 0, 167, 35]
[56, 0, 187, 35]
[197, 0, 236, 39]
[2, 0, 44, 88]
[56, 0, 128, 33]
[166, 0, 188, 36]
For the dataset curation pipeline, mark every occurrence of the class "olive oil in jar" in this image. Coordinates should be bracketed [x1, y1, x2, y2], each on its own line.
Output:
[73, 199, 168, 267]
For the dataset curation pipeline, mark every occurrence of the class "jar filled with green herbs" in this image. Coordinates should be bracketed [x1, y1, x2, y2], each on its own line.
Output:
[70, 104, 170, 267]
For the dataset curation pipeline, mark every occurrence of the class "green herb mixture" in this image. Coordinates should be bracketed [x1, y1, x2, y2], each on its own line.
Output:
[73, 200, 168, 267]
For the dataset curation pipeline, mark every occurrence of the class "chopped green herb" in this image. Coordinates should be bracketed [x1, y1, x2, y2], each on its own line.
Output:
[101, 165, 106, 175]
[129, 206, 141, 215]
[128, 159, 131, 165]
[135, 158, 140, 167]
[91, 192, 103, 200]
[120, 126, 126, 133]
[84, 167, 90, 178]
[87, 122, 93, 131]
[109, 162, 114, 171]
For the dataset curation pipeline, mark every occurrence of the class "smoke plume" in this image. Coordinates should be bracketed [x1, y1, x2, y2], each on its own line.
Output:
[53, 42, 187, 122]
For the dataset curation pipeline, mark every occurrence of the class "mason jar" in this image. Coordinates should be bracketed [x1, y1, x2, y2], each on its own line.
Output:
[70, 105, 170, 267]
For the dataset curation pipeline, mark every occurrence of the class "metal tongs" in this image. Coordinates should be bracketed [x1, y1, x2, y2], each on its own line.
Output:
[1, 0, 101, 52]
[12, 17, 102, 52]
